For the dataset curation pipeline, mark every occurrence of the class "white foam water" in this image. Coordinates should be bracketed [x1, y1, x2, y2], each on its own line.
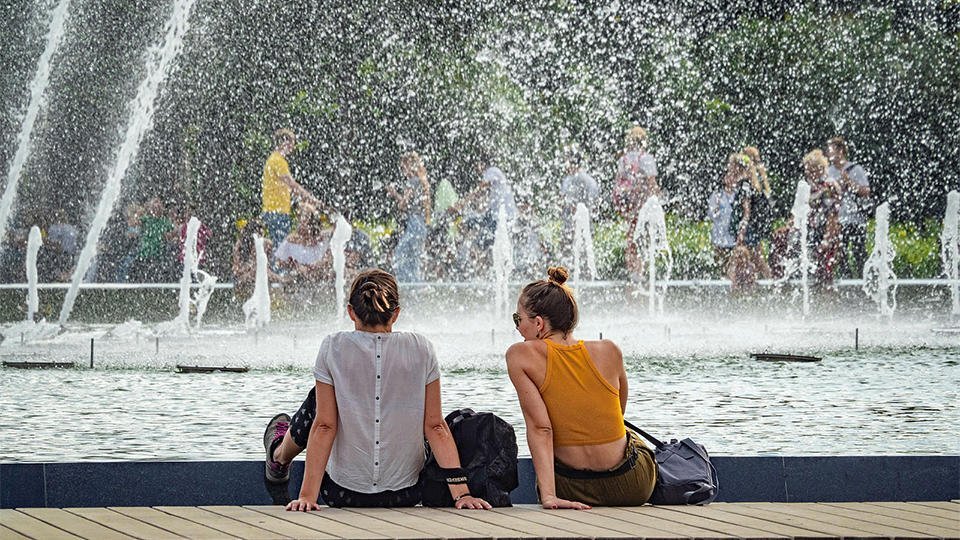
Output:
[777, 180, 813, 317]
[330, 214, 353, 322]
[633, 196, 672, 316]
[942, 191, 959, 316]
[156, 216, 217, 334]
[492, 204, 514, 317]
[243, 235, 271, 330]
[26, 226, 42, 321]
[170, 217, 200, 330]
[0, 0, 71, 251]
[571, 202, 597, 282]
[862, 202, 897, 318]
[58, 0, 196, 326]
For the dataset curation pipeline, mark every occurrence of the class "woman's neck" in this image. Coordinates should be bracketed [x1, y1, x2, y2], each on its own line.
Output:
[542, 331, 574, 344]
[356, 323, 393, 333]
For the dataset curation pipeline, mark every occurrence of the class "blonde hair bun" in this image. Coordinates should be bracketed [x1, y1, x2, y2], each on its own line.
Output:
[547, 266, 569, 286]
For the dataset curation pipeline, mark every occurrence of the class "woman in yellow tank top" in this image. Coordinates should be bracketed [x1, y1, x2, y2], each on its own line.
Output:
[505, 266, 656, 509]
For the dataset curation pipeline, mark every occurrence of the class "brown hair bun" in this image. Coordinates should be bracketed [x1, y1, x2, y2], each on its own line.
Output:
[547, 266, 569, 286]
[348, 269, 399, 326]
[519, 266, 578, 337]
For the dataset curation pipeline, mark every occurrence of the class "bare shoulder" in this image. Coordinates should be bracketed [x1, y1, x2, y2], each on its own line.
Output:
[505, 341, 544, 366]
[583, 339, 623, 362]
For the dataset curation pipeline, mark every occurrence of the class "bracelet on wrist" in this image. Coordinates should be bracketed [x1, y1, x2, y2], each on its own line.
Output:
[453, 493, 472, 502]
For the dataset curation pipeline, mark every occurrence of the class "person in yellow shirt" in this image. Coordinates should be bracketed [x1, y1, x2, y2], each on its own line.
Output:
[262, 128, 320, 248]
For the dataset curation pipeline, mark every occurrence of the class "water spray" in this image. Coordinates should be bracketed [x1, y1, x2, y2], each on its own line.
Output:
[941, 191, 960, 317]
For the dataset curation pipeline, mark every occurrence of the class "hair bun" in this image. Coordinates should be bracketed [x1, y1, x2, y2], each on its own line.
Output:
[547, 266, 569, 286]
[360, 281, 390, 313]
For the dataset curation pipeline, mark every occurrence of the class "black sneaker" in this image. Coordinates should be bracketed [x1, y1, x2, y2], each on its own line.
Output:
[263, 413, 291, 483]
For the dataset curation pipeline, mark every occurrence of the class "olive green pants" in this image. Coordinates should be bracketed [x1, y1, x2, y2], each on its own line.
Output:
[553, 430, 657, 506]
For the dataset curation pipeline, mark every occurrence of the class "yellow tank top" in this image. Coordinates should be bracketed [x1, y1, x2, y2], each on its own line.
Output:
[538, 340, 626, 447]
[262, 151, 292, 213]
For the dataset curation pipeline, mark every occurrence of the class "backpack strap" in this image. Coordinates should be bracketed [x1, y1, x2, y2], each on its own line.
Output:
[624, 419, 664, 449]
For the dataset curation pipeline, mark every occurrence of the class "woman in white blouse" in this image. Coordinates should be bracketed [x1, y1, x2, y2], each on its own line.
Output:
[263, 268, 491, 511]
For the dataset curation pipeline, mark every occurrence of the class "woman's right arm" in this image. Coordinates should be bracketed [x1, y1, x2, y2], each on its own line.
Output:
[506, 344, 590, 510]
[287, 381, 338, 511]
[422, 380, 491, 510]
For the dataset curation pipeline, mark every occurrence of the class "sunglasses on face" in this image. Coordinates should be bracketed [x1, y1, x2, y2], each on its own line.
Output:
[513, 312, 538, 328]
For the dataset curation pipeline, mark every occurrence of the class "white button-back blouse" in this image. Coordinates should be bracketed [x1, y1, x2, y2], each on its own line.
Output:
[313, 330, 440, 493]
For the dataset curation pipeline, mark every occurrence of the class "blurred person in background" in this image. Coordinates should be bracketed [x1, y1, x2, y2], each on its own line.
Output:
[559, 144, 600, 273]
[804, 149, 841, 286]
[707, 163, 739, 275]
[387, 151, 431, 282]
[613, 126, 659, 282]
[825, 137, 871, 279]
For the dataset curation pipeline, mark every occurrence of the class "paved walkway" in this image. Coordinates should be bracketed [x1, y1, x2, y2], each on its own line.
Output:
[1, 501, 958, 539]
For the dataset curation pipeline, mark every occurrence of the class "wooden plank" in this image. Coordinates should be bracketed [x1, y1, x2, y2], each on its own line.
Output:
[0, 509, 83, 540]
[517, 505, 693, 539]
[608, 505, 788, 540]
[713, 502, 890, 539]
[394, 506, 534, 538]
[487, 505, 637, 538]
[341, 507, 486, 539]
[898, 501, 960, 520]
[201, 505, 336, 539]
[0, 524, 34, 540]
[841, 502, 959, 529]
[437, 505, 604, 538]
[813, 503, 960, 538]
[245, 505, 390, 539]
[629, 506, 789, 540]
[63, 508, 180, 540]
[659, 505, 834, 539]
[739, 503, 938, 539]
[289, 507, 434, 539]
[155, 506, 286, 539]
[110, 507, 230, 539]
[593, 506, 755, 539]
[910, 501, 960, 511]
[18, 508, 135, 540]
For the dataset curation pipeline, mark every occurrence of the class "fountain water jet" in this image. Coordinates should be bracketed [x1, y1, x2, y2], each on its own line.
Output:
[776, 181, 813, 317]
[571, 203, 597, 282]
[57, 0, 196, 326]
[632, 196, 672, 316]
[330, 214, 352, 322]
[492, 204, 514, 317]
[941, 191, 959, 316]
[862, 202, 897, 318]
[26, 226, 42, 322]
[0, 0, 71, 251]
[243, 235, 270, 330]
[159, 216, 217, 333]
[3, 226, 58, 341]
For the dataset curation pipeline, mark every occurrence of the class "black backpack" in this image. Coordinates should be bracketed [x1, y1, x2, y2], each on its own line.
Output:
[420, 408, 519, 507]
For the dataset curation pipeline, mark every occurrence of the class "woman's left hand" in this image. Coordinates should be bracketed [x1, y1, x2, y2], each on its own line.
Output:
[454, 495, 493, 510]
[285, 497, 322, 512]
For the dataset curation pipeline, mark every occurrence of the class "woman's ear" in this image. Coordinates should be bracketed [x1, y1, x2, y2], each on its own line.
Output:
[346, 304, 358, 323]
[390, 306, 401, 325]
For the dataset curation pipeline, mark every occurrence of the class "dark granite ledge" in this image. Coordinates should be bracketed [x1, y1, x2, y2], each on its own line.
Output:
[2, 456, 957, 508]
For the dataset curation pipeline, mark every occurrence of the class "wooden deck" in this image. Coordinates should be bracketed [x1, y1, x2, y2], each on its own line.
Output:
[1, 501, 957, 539]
